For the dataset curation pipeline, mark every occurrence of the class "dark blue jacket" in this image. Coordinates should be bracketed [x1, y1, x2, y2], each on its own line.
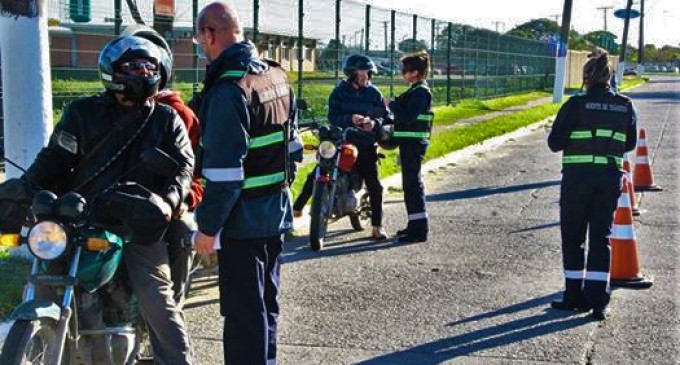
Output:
[195, 41, 294, 239]
[389, 80, 432, 133]
[328, 80, 386, 130]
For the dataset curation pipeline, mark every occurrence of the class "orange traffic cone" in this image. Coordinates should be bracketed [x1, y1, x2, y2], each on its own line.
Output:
[634, 128, 663, 191]
[622, 155, 640, 216]
[610, 175, 653, 288]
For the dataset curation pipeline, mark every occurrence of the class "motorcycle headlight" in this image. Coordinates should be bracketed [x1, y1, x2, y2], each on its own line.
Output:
[27, 221, 68, 260]
[318, 141, 337, 159]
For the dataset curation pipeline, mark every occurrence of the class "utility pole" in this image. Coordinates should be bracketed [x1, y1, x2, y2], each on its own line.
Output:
[493, 21, 505, 33]
[552, 0, 573, 103]
[0, 0, 53, 177]
[615, 0, 634, 86]
[597, 6, 613, 31]
[550, 14, 560, 25]
[637, 0, 645, 76]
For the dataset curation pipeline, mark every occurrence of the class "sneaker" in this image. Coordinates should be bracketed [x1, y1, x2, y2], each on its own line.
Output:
[592, 307, 609, 321]
[372, 226, 387, 240]
[550, 300, 591, 312]
[293, 209, 303, 218]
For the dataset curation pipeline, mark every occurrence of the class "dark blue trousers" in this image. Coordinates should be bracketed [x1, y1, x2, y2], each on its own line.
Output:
[559, 169, 622, 310]
[218, 234, 283, 365]
[399, 139, 429, 237]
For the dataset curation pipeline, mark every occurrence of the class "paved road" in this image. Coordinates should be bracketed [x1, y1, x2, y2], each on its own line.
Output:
[184, 76, 679, 364]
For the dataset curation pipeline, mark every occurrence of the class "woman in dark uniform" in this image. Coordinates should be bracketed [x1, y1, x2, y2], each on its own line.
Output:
[548, 48, 638, 321]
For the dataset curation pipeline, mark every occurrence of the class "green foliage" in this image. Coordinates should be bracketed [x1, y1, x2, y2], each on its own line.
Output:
[398, 38, 429, 53]
[507, 18, 560, 41]
[0, 254, 31, 320]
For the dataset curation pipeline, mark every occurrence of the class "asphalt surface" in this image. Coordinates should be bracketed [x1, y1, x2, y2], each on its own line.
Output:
[184, 76, 679, 364]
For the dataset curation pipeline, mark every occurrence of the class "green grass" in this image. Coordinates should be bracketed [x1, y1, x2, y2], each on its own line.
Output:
[0, 251, 31, 320]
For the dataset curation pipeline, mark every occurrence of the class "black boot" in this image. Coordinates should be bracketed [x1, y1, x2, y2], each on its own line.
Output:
[550, 300, 591, 312]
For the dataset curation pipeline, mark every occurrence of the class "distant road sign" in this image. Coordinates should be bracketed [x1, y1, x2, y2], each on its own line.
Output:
[614, 8, 641, 19]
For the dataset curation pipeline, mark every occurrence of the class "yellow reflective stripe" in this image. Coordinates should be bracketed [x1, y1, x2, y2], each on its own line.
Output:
[220, 70, 247, 78]
[613, 132, 626, 142]
[569, 131, 592, 139]
[593, 156, 608, 164]
[608, 155, 623, 168]
[595, 129, 613, 138]
[563, 155, 594, 164]
[249, 131, 284, 149]
[416, 114, 434, 122]
[393, 131, 430, 138]
[243, 171, 285, 189]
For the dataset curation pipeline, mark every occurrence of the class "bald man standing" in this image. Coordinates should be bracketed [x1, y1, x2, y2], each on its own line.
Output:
[192, 2, 297, 364]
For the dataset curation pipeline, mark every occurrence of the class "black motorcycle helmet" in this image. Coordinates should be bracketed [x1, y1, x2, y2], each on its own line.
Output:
[98, 36, 163, 101]
[343, 54, 378, 80]
[120, 25, 174, 90]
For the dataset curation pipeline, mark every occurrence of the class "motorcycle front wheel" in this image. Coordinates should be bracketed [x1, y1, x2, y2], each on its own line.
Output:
[309, 183, 331, 251]
[349, 192, 371, 231]
[0, 318, 58, 365]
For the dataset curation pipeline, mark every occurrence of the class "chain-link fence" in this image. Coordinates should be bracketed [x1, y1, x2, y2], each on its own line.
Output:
[44, 0, 556, 116]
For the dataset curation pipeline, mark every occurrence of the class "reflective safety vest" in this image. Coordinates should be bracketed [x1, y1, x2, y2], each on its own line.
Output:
[562, 94, 632, 169]
[393, 82, 433, 140]
[219, 60, 292, 199]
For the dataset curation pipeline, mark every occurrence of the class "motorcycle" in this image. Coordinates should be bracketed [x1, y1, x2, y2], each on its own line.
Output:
[305, 125, 373, 251]
[0, 147, 177, 365]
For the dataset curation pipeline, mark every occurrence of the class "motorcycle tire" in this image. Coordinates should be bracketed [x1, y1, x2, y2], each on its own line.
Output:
[0, 318, 59, 364]
[349, 192, 371, 231]
[309, 183, 331, 251]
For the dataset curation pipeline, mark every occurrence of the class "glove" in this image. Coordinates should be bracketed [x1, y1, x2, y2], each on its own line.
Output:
[0, 178, 34, 233]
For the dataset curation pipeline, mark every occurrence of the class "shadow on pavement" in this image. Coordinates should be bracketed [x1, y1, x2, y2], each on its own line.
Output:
[355, 293, 592, 365]
[282, 234, 416, 264]
[427, 180, 560, 202]
[509, 222, 560, 233]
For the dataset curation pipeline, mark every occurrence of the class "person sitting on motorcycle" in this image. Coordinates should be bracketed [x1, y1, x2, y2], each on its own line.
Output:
[0, 35, 195, 364]
[120, 25, 203, 311]
[292, 54, 388, 240]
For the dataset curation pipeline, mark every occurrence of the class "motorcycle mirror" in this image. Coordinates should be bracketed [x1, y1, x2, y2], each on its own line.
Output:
[296, 99, 308, 111]
[0, 147, 28, 174]
[140, 148, 178, 178]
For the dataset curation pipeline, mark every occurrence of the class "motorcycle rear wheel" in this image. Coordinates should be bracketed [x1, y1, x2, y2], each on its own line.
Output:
[309, 184, 331, 251]
[0, 318, 58, 365]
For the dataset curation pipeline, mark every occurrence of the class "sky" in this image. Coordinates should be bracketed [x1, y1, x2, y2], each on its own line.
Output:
[58, 0, 679, 48]
[370, 0, 679, 47]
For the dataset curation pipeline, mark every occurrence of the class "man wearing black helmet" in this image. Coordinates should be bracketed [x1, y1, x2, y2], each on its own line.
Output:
[292, 54, 389, 240]
[0, 35, 195, 363]
[121, 25, 203, 311]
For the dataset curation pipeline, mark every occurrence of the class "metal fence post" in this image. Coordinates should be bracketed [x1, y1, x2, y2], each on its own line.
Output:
[114, 0, 121, 35]
[335, 0, 341, 80]
[253, 0, 259, 45]
[446, 22, 452, 105]
[192, 0, 199, 92]
[364, 5, 370, 53]
[297, 0, 304, 98]
[430, 19, 435, 77]
[412, 14, 417, 52]
[390, 10, 396, 98]
[461, 25, 466, 98]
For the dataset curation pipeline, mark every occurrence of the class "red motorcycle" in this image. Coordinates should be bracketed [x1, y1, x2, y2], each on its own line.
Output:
[307, 126, 371, 251]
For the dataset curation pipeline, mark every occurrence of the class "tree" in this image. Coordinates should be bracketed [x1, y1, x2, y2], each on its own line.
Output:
[397, 38, 428, 53]
[317, 39, 348, 71]
[507, 18, 560, 41]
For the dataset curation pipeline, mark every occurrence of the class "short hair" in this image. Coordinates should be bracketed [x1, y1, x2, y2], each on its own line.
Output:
[583, 47, 613, 86]
[400, 52, 430, 78]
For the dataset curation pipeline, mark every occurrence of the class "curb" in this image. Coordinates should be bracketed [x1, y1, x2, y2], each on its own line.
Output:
[292, 115, 555, 232]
